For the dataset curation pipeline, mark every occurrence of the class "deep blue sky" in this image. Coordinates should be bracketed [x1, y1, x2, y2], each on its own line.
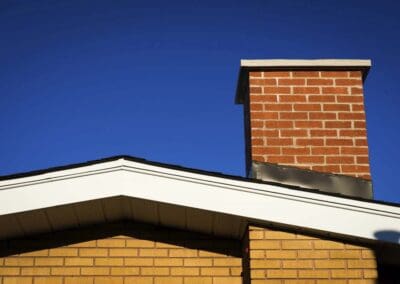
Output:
[1, 0, 399, 203]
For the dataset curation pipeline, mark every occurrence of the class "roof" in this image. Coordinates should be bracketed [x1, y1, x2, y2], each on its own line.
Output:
[0, 155, 399, 246]
[235, 58, 371, 104]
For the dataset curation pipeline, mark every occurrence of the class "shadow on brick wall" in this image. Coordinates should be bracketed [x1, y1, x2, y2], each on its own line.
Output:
[0, 221, 242, 258]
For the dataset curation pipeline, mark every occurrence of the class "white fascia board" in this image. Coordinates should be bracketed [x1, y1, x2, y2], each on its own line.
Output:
[240, 59, 372, 68]
[0, 158, 399, 244]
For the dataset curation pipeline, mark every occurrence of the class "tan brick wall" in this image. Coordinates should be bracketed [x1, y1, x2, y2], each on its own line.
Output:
[247, 70, 371, 179]
[246, 225, 377, 283]
[0, 223, 242, 284]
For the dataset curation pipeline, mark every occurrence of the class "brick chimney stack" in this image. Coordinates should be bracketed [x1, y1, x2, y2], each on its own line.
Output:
[236, 59, 372, 183]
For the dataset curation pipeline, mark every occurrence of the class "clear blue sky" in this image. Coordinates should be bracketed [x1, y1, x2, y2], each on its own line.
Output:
[1, 0, 399, 203]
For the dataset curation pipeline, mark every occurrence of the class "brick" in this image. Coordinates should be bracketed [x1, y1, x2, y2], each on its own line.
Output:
[65, 257, 94, 266]
[347, 259, 377, 268]
[294, 120, 322, 128]
[0, 268, 21, 275]
[293, 103, 325, 111]
[264, 87, 291, 94]
[282, 147, 310, 155]
[4, 258, 34, 266]
[320, 71, 349, 78]
[310, 130, 337, 137]
[34, 278, 63, 284]
[325, 121, 352, 128]
[282, 260, 313, 269]
[264, 71, 291, 77]
[279, 111, 308, 119]
[3, 278, 32, 284]
[249, 230, 264, 239]
[313, 240, 344, 249]
[81, 267, 110, 276]
[35, 257, 63, 266]
[183, 277, 212, 284]
[323, 104, 350, 111]
[296, 138, 324, 146]
[308, 95, 335, 102]
[363, 269, 378, 278]
[125, 258, 153, 266]
[250, 87, 262, 94]
[200, 268, 230, 276]
[155, 258, 183, 266]
[49, 248, 78, 256]
[251, 129, 279, 138]
[110, 267, 139, 275]
[20, 268, 50, 276]
[293, 87, 319, 94]
[322, 87, 348, 94]
[171, 267, 199, 276]
[361, 250, 375, 259]
[266, 269, 297, 278]
[336, 79, 362, 86]
[250, 78, 277, 85]
[264, 121, 293, 128]
[309, 112, 336, 120]
[169, 249, 197, 257]
[311, 147, 339, 155]
[213, 258, 241, 266]
[267, 138, 293, 146]
[80, 249, 108, 257]
[292, 71, 320, 77]
[338, 112, 365, 120]
[297, 250, 329, 259]
[95, 258, 124, 266]
[250, 250, 265, 258]
[281, 240, 312, 249]
[182, 259, 211, 267]
[326, 156, 354, 164]
[109, 248, 137, 257]
[280, 129, 308, 137]
[351, 87, 363, 94]
[141, 267, 169, 275]
[64, 277, 94, 284]
[331, 269, 362, 278]
[326, 138, 353, 146]
[251, 112, 279, 120]
[213, 277, 242, 284]
[337, 95, 364, 103]
[251, 269, 266, 279]
[97, 239, 125, 247]
[51, 267, 80, 275]
[154, 278, 183, 284]
[314, 260, 346, 268]
[249, 71, 263, 78]
[250, 95, 278, 102]
[296, 156, 324, 163]
[124, 277, 153, 284]
[19, 250, 48, 257]
[94, 277, 123, 284]
[298, 270, 330, 278]
[264, 104, 292, 111]
[250, 260, 280, 268]
[307, 79, 333, 85]
[278, 78, 305, 85]
[265, 250, 297, 259]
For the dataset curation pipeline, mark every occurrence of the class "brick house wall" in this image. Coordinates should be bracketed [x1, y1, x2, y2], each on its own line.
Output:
[245, 225, 378, 283]
[247, 70, 371, 180]
[0, 223, 242, 284]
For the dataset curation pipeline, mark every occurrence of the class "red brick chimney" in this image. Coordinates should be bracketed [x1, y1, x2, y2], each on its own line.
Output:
[236, 59, 372, 182]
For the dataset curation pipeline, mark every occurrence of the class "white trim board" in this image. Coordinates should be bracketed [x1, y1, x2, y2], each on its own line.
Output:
[0, 157, 399, 245]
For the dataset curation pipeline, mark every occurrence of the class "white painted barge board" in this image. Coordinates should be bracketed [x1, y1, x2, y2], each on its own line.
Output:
[0, 157, 399, 245]
[240, 59, 372, 68]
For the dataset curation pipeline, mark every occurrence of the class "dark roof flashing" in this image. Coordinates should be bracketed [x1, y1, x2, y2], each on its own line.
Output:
[250, 161, 373, 199]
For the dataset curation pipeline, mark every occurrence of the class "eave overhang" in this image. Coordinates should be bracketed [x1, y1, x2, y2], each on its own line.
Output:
[0, 156, 399, 247]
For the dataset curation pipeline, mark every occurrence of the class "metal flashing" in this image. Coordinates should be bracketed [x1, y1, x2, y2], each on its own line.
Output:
[251, 161, 373, 199]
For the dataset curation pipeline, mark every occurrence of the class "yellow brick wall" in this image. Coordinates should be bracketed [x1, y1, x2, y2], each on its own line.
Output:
[0, 223, 242, 284]
[246, 225, 378, 283]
